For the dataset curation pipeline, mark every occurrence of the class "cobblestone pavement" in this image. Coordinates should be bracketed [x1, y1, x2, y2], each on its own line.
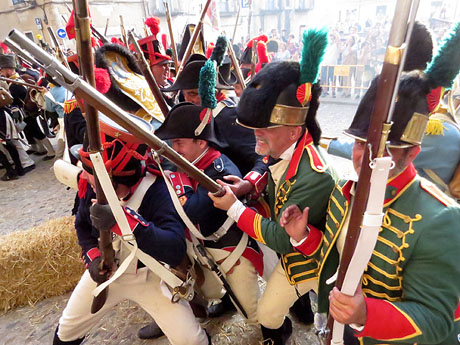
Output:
[0, 101, 357, 345]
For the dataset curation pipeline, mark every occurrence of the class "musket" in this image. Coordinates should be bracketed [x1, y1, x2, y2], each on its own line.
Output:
[231, 5, 241, 44]
[325, 1, 419, 344]
[119, 15, 129, 47]
[194, 243, 248, 318]
[128, 30, 170, 118]
[226, 38, 245, 90]
[74, 0, 115, 314]
[47, 27, 71, 70]
[176, 0, 212, 77]
[104, 18, 109, 37]
[164, 1, 179, 73]
[0, 76, 44, 91]
[91, 26, 109, 45]
[250, 39, 257, 80]
[5, 29, 224, 196]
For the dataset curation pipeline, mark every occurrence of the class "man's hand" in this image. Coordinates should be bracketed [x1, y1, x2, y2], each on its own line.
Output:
[90, 203, 116, 232]
[222, 175, 253, 198]
[280, 205, 310, 242]
[208, 180, 238, 211]
[88, 256, 112, 284]
[329, 286, 367, 326]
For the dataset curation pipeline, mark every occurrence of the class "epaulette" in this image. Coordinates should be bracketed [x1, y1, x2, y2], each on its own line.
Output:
[64, 99, 78, 114]
[305, 144, 327, 173]
[420, 178, 458, 207]
[425, 117, 445, 136]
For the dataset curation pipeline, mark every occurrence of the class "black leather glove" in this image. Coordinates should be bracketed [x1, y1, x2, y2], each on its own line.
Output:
[90, 203, 117, 232]
[88, 256, 110, 284]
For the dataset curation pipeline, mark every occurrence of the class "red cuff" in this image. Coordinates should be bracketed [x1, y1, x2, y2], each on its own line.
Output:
[111, 206, 145, 236]
[357, 298, 421, 341]
[81, 247, 101, 267]
[237, 207, 266, 244]
[293, 224, 322, 256]
[244, 171, 268, 198]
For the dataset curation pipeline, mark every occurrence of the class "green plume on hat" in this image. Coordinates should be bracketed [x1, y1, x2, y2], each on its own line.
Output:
[210, 35, 228, 67]
[425, 22, 460, 89]
[199, 59, 217, 109]
[299, 28, 329, 85]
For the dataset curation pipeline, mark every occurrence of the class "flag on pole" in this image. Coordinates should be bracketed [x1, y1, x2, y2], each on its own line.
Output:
[65, 8, 92, 40]
[204, 0, 221, 32]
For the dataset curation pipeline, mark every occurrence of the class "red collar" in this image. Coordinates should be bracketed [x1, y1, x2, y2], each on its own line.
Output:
[285, 131, 313, 181]
[216, 92, 227, 103]
[194, 147, 221, 171]
[384, 163, 417, 206]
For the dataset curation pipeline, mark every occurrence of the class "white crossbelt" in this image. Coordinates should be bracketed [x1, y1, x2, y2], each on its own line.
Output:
[330, 156, 393, 345]
[89, 153, 183, 298]
[155, 155, 248, 274]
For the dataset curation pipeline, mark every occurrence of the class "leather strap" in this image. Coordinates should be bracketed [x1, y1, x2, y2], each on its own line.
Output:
[89, 153, 183, 299]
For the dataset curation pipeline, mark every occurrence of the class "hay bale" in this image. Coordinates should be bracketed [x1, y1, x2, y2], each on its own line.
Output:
[0, 216, 84, 313]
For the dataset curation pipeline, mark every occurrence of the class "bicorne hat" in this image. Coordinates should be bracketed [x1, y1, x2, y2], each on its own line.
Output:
[155, 102, 223, 148]
[0, 54, 16, 69]
[95, 43, 164, 125]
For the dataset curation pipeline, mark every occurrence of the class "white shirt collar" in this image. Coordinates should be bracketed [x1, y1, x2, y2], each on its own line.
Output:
[278, 142, 297, 161]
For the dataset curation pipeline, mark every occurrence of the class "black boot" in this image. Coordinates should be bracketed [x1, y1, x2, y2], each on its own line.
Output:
[289, 293, 314, 325]
[137, 320, 164, 340]
[4, 141, 24, 176]
[261, 317, 293, 345]
[207, 293, 236, 318]
[0, 151, 17, 181]
[53, 326, 84, 345]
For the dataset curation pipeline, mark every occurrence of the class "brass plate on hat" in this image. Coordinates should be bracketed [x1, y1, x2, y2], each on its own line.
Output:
[400, 112, 429, 145]
[270, 104, 309, 126]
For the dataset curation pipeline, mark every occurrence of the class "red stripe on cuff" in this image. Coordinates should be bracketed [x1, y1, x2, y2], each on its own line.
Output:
[357, 298, 420, 340]
[86, 247, 101, 261]
[237, 207, 258, 240]
[294, 224, 322, 256]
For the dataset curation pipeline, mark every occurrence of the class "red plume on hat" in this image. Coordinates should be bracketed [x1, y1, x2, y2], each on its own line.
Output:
[145, 17, 160, 36]
[111, 37, 125, 46]
[247, 34, 268, 49]
[161, 33, 168, 51]
[94, 67, 111, 94]
[256, 41, 269, 73]
[0, 41, 9, 54]
[206, 42, 215, 59]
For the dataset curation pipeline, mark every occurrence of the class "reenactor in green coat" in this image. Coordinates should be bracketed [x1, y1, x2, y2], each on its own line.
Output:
[281, 60, 460, 345]
[210, 29, 338, 344]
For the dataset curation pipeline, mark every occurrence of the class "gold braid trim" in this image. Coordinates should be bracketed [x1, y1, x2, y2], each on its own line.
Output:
[274, 178, 296, 217]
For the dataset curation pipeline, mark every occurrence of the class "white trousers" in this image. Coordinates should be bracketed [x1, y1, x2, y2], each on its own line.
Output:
[257, 260, 318, 329]
[199, 248, 260, 323]
[57, 268, 209, 345]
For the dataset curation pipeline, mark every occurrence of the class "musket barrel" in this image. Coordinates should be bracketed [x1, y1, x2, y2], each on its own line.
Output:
[7, 29, 223, 195]
[388, 0, 412, 47]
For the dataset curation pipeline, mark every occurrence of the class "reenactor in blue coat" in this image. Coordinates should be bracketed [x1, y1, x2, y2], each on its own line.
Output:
[53, 113, 209, 345]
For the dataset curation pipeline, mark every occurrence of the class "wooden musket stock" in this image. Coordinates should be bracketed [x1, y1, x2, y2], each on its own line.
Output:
[176, 0, 212, 77]
[325, 1, 418, 343]
[74, 0, 114, 314]
[164, 2, 179, 73]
